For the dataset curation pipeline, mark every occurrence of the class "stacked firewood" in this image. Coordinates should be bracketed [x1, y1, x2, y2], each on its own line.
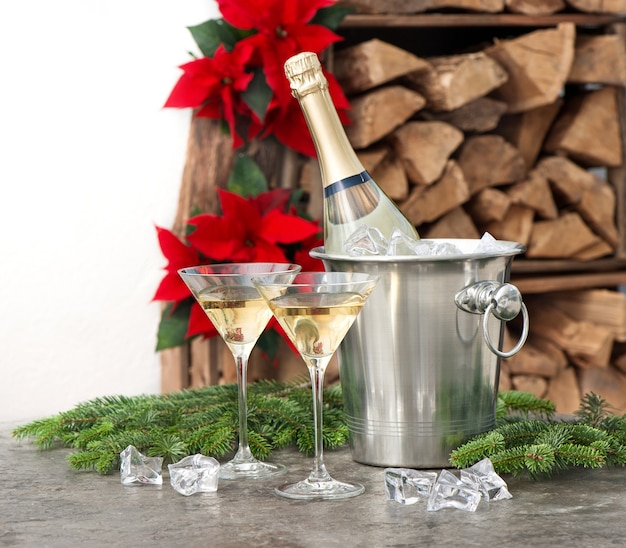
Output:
[320, 26, 624, 259]
[502, 289, 626, 413]
[297, 23, 626, 413]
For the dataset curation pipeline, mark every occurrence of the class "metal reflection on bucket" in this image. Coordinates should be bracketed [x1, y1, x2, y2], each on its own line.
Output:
[310, 238, 528, 469]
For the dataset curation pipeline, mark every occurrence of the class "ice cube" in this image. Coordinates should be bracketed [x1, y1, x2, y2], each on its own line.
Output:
[344, 225, 388, 256]
[426, 469, 481, 512]
[120, 445, 163, 485]
[386, 229, 419, 256]
[384, 468, 437, 505]
[428, 241, 463, 256]
[386, 232, 464, 257]
[473, 232, 511, 254]
[460, 458, 512, 501]
[168, 454, 220, 496]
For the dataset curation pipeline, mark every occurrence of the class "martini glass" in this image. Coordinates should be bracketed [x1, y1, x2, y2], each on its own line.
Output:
[254, 271, 379, 500]
[178, 262, 301, 480]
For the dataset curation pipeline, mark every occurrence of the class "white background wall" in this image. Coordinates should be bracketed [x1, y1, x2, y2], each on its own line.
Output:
[0, 0, 219, 421]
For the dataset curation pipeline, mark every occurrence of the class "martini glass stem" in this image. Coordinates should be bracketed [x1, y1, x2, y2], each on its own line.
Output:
[232, 351, 254, 463]
[308, 358, 332, 482]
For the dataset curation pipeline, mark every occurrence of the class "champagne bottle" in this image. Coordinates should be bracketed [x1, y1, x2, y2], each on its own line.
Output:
[284, 51, 419, 255]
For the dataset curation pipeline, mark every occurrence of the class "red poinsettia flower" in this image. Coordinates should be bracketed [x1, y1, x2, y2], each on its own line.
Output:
[164, 42, 255, 148]
[186, 188, 321, 262]
[153, 225, 218, 340]
[152, 225, 201, 303]
[154, 188, 323, 344]
[217, 0, 343, 109]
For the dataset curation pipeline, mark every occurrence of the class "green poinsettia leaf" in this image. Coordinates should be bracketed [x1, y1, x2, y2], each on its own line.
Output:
[227, 153, 268, 197]
[187, 18, 251, 57]
[240, 68, 273, 123]
[156, 300, 194, 351]
[311, 5, 355, 30]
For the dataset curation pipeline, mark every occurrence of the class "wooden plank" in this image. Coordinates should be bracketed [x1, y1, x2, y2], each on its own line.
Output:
[511, 271, 626, 294]
[511, 258, 626, 274]
[172, 117, 232, 236]
[341, 14, 626, 28]
[341, 0, 504, 14]
[189, 337, 223, 387]
[160, 346, 190, 393]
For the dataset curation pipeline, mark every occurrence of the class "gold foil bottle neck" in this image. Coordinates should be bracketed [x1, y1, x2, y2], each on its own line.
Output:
[284, 52, 328, 99]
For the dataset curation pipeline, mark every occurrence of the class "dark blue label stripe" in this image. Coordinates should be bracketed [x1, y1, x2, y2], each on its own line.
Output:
[324, 171, 371, 198]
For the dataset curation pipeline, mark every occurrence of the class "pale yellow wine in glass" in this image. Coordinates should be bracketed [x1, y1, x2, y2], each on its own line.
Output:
[254, 271, 379, 499]
[178, 262, 301, 479]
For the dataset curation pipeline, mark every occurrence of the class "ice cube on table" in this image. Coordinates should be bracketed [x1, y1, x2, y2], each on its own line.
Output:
[460, 458, 512, 501]
[426, 469, 482, 512]
[168, 454, 220, 496]
[384, 468, 437, 505]
[120, 445, 163, 485]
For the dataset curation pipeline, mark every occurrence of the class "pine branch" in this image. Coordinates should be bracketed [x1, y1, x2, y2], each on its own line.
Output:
[13, 379, 342, 474]
[451, 392, 626, 478]
[13, 382, 626, 481]
[496, 390, 556, 420]
[575, 392, 619, 427]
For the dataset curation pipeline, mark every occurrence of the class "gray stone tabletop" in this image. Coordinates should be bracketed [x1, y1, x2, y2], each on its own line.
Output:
[1, 421, 625, 547]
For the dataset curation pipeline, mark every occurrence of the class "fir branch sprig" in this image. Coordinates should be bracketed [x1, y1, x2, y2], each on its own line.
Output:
[450, 392, 626, 478]
[13, 378, 349, 475]
[13, 385, 626, 480]
[496, 390, 556, 421]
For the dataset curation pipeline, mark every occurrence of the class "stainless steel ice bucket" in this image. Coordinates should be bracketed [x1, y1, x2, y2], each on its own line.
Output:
[310, 239, 528, 468]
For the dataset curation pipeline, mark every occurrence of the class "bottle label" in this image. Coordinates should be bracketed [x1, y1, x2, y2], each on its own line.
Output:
[324, 171, 372, 198]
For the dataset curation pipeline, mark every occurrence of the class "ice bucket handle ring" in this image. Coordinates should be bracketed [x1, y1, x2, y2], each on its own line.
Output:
[454, 281, 529, 358]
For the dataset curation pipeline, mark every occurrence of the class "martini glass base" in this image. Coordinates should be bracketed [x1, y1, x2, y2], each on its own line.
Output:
[274, 477, 365, 500]
[219, 459, 287, 480]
